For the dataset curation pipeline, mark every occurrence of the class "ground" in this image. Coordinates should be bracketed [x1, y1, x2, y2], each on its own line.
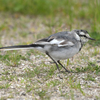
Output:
[0, 13, 100, 100]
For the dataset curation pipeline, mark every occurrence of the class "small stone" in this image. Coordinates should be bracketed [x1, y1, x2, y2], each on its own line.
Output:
[97, 60, 100, 63]
[22, 63, 25, 66]
[20, 91, 26, 96]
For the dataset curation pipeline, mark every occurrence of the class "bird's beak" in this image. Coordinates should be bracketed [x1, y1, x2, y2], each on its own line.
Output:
[86, 34, 95, 40]
[88, 37, 95, 40]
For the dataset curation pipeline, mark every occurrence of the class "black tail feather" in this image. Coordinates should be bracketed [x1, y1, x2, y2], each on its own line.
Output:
[0, 44, 44, 50]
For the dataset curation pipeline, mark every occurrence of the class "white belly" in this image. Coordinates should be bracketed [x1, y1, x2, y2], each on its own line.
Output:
[49, 47, 79, 60]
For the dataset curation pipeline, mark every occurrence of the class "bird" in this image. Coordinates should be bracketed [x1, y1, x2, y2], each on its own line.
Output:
[0, 29, 95, 72]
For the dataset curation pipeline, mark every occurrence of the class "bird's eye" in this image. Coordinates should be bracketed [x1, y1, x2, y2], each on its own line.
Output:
[81, 30, 83, 32]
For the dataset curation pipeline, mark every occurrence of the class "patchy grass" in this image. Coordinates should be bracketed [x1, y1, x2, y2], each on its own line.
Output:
[92, 48, 99, 56]
[85, 74, 96, 82]
[67, 77, 85, 96]
[75, 62, 100, 74]
[0, 0, 100, 42]
[46, 80, 61, 87]
[0, 51, 27, 67]
[37, 89, 47, 99]
[0, 12, 100, 99]
[0, 83, 11, 89]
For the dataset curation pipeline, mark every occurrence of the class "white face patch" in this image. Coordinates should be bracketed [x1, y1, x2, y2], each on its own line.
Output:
[75, 33, 80, 40]
[80, 32, 85, 35]
[86, 34, 90, 38]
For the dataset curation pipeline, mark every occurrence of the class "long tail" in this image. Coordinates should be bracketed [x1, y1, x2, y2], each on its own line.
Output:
[0, 44, 44, 51]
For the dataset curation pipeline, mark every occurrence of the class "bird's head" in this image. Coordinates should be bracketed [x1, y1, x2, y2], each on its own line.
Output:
[74, 29, 95, 43]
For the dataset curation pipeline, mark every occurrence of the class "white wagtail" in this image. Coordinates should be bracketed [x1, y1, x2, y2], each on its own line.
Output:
[0, 29, 95, 72]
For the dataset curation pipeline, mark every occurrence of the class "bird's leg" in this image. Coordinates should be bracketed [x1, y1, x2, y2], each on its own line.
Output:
[46, 52, 60, 72]
[57, 60, 70, 73]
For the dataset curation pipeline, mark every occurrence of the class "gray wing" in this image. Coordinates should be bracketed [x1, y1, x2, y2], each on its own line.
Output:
[34, 31, 75, 47]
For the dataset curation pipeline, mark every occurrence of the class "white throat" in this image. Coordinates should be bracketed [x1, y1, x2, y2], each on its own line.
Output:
[80, 37, 89, 44]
